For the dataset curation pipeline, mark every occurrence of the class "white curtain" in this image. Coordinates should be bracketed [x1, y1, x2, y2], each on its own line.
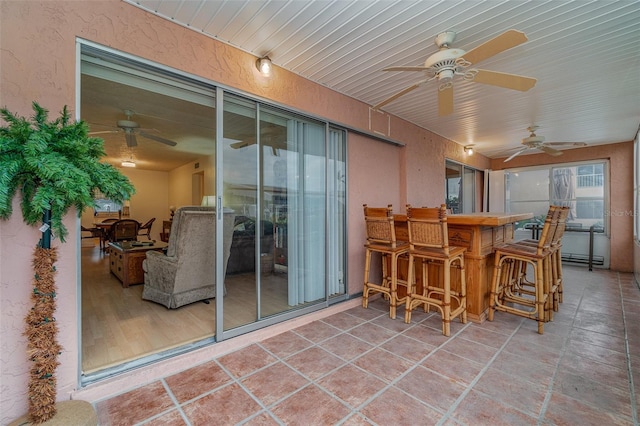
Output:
[287, 121, 326, 305]
[553, 168, 577, 220]
[327, 129, 346, 296]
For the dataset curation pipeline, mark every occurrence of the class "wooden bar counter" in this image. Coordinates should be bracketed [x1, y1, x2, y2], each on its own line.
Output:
[394, 212, 532, 323]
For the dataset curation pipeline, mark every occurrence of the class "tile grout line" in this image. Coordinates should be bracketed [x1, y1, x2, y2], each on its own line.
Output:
[133, 378, 192, 426]
[535, 276, 586, 425]
[345, 320, 475, 423]
[434, 318, 525, 426]
[617, 271, 639, 426]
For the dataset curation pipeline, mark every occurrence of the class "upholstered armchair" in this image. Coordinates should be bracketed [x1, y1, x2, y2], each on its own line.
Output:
[141, 206, 235, 309]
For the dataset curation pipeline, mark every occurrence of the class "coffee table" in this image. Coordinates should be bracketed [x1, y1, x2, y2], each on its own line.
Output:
[108, 241, 168, 288]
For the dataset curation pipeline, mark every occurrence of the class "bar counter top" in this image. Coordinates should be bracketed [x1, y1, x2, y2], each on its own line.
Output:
[447, 212, 533, 226]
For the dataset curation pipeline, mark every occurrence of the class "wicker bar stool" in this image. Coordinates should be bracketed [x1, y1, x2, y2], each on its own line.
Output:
[511, 206, 569, 314]
[403, 204, 467, 336]
[488, 206, 560, 333]
[362, 204, 409, 319]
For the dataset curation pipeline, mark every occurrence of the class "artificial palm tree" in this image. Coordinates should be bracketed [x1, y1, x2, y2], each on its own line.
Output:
[0, 102, 135, 423]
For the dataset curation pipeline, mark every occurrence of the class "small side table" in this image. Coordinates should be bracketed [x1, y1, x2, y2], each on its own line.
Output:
[108, 241, 168, 288]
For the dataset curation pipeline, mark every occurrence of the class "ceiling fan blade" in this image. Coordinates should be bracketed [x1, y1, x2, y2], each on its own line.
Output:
[438, 85, 454, 116]
[230, 140, 251, 149]
[139, 131, 178, 146]
[539, 145, 563, 156]
[373, 79, 429, 110]
[504, 147, 529, 162]
[383, 66, 429, 72]
[472, 69, 537, 92]
[545, 142, 588, 147]
[462, 29, 528, 65]
[125, 132, 137, 147]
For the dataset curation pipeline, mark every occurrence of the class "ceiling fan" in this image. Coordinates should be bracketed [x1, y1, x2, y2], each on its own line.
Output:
[503, 126, 587, 162]
[89, 110, 177, 148]
[373, 29, 537, 115]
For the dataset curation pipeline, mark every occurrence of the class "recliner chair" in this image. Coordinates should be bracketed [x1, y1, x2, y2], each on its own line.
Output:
[141, 206, 235, 309]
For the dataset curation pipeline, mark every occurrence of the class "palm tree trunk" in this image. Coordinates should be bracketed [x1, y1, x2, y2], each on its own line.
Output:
[23, 211, 61, 423]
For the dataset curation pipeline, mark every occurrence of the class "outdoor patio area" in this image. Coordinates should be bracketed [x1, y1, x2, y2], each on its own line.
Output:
[94, 265, 639, 425]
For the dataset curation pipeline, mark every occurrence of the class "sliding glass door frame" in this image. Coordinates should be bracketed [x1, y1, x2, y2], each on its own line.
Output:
[215, 92, 348, 342]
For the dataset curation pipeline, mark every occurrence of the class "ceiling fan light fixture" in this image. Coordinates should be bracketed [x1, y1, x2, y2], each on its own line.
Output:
[438, 68, 455, 81]
[121, 160, 136, 168]
[256, 56, 272, 76]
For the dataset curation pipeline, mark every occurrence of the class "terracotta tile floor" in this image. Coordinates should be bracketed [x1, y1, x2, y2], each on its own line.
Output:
[95, 265, 640, 425]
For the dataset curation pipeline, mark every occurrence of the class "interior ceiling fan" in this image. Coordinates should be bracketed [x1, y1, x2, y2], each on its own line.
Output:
[503, 126, 587, 162]
[373, 29, 537, 115]
[90, 110, 177, 148]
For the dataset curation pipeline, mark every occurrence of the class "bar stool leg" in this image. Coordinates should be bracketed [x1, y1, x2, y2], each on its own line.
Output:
[488, 252, 502, 322]
[389, 253, 398, 319]
[535, 259, 545, 334]
[362, 248, 372, 309]
[442, 258, 451, 337]
[404, 253, 416, 324]
[459, 256, 467, 324]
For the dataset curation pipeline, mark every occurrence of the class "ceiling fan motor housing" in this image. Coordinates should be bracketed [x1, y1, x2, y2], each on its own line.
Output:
[424, 48, 466, 76]
[523, 135, 545, 145]
[117, 119, 139, 129]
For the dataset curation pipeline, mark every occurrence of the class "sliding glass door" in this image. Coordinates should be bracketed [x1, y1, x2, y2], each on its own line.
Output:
[221, 96, 346, 335]
[79, 42, 347, 378]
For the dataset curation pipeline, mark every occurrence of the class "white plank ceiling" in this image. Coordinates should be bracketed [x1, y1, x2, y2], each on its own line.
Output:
[123, 0, 640, 159]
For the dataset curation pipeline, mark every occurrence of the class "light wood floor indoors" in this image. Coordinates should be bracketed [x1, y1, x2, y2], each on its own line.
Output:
[81, 240, 289, 374]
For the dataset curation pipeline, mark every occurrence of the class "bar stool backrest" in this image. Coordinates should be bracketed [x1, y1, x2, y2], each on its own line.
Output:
[406, 204, 449, 255]
[535, 205, 561, 255]
[550, 206, 570, 248]
[363, 204, 399, 249]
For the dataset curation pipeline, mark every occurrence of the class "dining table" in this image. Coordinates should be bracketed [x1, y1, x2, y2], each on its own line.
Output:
[93, 219, 140, 249]
[393, 211, 533, 323]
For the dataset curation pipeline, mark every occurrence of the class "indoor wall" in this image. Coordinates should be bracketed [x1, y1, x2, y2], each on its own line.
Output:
[81, 168, 171, 242]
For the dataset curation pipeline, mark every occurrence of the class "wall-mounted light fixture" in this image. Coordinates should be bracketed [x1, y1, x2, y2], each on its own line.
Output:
[121, 160, 136, 168]
[256, 56, 272, 76]
[464, 145, 474, 155]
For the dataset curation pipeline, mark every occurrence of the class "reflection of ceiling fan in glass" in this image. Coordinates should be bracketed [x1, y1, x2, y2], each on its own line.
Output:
[89, 110, 177, 147]
[229, 123, 287, 155]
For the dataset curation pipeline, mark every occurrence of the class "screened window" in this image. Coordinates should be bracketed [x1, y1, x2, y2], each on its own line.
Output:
[505, 161, 607, 231]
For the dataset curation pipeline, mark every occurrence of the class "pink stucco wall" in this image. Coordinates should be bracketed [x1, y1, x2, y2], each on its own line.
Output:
[12, 0, 631, 421]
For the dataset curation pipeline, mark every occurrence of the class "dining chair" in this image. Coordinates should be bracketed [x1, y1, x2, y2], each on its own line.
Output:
[403, 204, 467, 336]
[109, 219, 140, 243]
[97, 218, 119, 249]
[361, 204, 409, 319]
[488, 205, 561, 333]
[81, 225, 104, 249]
[137, 217, 156, 240]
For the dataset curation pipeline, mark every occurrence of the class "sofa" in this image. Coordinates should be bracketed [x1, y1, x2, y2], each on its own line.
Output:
[226, 216, 275, 274]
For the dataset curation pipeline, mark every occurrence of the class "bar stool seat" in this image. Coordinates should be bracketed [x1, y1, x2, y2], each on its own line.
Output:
[404, 204, 467, 336]
[362, 204, 409, 319]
